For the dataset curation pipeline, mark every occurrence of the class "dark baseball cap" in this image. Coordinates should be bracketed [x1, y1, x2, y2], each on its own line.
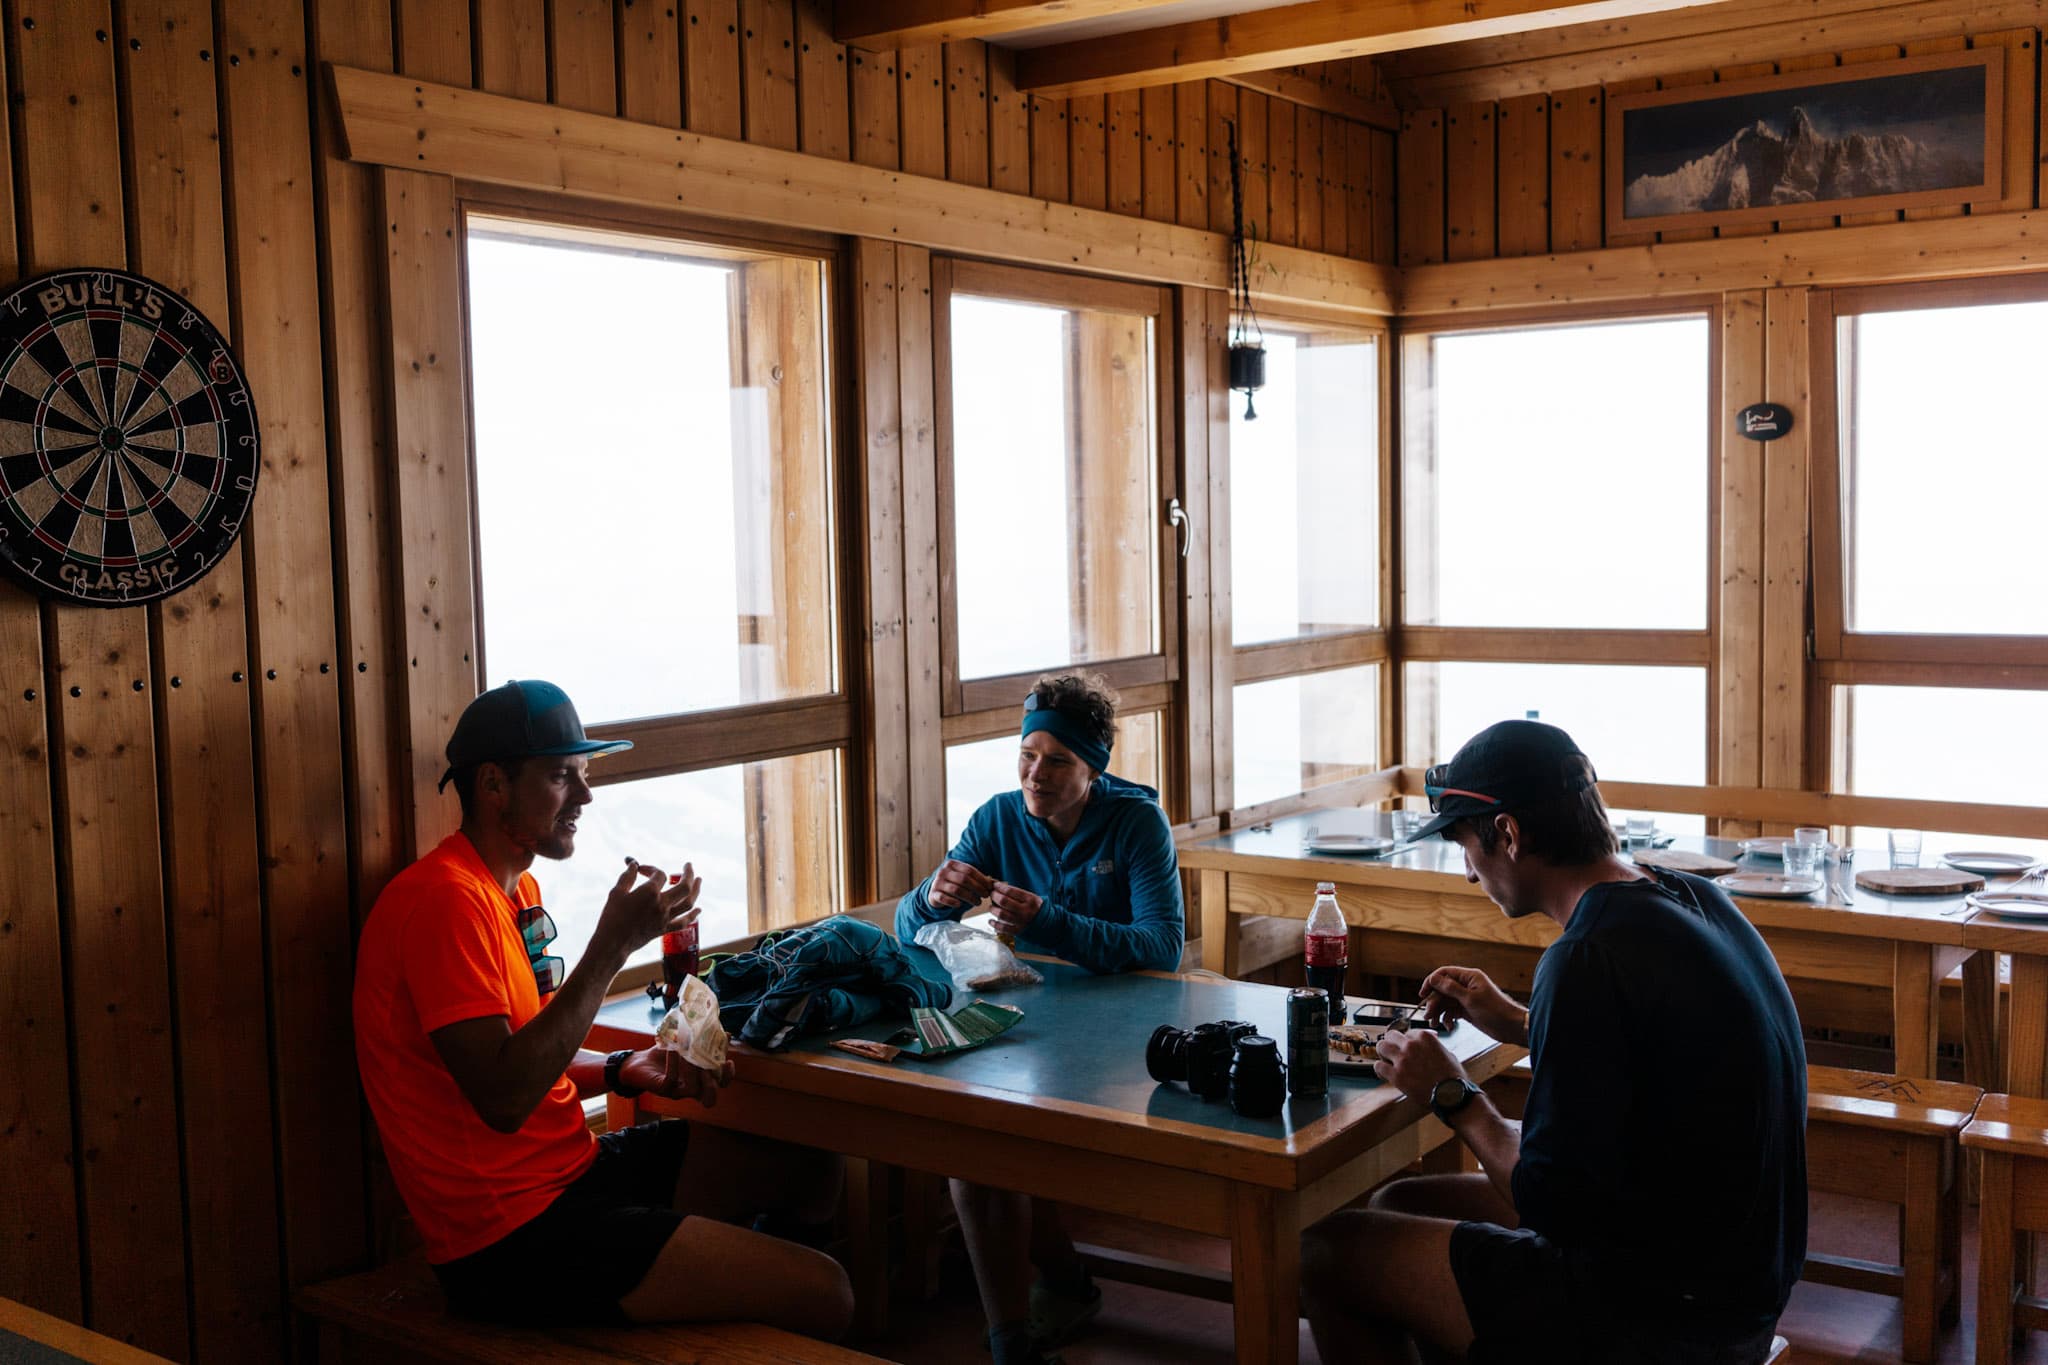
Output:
[1412, 719, 1598, 842]
[437, 680, 633, 791]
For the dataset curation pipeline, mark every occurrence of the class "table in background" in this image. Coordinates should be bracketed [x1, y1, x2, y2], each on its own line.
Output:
[1182, 810, 2014, 1083]
[592, 963, 1512, 1365]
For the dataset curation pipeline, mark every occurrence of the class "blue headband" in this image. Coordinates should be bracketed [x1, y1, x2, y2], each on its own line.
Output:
[1021, 694, 1113, 774]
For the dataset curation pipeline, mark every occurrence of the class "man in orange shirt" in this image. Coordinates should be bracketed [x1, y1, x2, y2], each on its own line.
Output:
[354, 680, 851, 1336]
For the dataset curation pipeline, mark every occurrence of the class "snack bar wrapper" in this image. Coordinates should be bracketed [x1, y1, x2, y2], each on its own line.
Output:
[655, 972, 729, 1072]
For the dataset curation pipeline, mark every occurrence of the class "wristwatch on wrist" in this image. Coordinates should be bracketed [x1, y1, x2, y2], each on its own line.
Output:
[604, 1049, 643, 1099]
[1428, 1076, 1481, 1123]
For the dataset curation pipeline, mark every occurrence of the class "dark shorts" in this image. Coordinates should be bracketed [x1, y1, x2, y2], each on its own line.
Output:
[1449, 1222, 1779, 1365]
[433, 1119, 691, 1327]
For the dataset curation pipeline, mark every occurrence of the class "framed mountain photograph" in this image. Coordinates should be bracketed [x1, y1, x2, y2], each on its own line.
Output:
[1605, 48, 2003, 239]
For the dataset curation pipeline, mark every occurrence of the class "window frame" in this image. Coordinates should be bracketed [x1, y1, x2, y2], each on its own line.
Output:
[455, 196, 871, 974]
[1808, 273, 2048, 788]
[1223, 306, 1395, 813]
[930, 257, 1183, 718]
[1393, 300, 1723, 776]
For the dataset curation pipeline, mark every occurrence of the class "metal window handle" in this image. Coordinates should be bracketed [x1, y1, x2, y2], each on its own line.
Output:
[1166, 496, 1191, 559]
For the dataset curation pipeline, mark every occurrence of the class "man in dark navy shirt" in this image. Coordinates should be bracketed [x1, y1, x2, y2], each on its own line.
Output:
[1301, 720, 1805, 1365]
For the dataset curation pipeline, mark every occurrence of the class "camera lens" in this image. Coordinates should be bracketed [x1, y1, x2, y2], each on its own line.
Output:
[1146, 1023, 1190, 1084]
[1229, 1034, 1288, 1119]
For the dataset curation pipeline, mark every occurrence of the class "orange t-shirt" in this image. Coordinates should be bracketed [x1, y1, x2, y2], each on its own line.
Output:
[353, 832, 597, 1263]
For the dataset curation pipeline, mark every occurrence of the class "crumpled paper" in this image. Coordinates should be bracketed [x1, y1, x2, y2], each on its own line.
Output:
[654, 972, 729, 1072]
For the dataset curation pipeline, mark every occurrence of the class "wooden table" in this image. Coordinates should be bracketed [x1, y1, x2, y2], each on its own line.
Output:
[1961, 909, 2048, 1099]
[590, 962, 1512, 1365]
[1183, 810, 2012, 1083]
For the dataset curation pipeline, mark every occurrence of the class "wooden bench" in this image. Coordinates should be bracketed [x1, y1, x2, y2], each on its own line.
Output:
[1805, 1065, 1980, 1364]
[1486, 1058, 1973, 1364]
[296, 1256, 888, 1365]
[1963, 1093, 2048, 1365]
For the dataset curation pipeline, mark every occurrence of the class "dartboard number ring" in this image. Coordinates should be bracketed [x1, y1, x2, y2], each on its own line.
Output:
[0, 268, 259, 606]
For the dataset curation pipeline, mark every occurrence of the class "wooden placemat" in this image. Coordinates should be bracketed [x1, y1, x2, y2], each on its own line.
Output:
[1632, 849, 1738, 877]
[1855, 867, 1985, 896]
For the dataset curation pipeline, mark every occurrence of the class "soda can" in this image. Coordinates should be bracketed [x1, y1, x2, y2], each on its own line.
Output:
[1286, 987, 1330, 1099]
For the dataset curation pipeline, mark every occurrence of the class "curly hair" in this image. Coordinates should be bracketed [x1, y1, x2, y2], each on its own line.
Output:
[1029, 672, 1119, 753]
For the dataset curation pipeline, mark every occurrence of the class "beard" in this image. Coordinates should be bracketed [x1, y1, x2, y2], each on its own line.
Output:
[503, 808, 576, 861]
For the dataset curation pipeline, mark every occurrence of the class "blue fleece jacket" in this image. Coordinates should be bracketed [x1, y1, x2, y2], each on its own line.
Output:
[894, 772, 1184, 974]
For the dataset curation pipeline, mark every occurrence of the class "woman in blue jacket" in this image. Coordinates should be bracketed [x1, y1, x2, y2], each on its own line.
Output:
[895, 673, 1185, 1365]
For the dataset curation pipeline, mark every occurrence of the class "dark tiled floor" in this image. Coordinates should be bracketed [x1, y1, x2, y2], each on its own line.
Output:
[869, 1192, 2048, 1363]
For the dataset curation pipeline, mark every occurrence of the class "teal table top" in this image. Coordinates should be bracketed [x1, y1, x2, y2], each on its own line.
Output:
[597, 960, 1498, 1142]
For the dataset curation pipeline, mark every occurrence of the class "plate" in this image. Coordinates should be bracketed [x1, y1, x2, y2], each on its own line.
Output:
[1967, 892, 2048, 920]
[1739, 837, 1839, 861]
[1943, 851, 2039, 876]
[1303, 832, 1395, 856]
[1717, 872, 1825, 899]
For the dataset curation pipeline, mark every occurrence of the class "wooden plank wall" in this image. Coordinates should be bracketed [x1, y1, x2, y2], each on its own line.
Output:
[0, 4, 1390, 1359]
[1396, 28, 2044, 263]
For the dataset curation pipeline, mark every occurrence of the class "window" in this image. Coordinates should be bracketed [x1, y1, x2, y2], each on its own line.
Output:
[465, 212, 850, 962]
[1400, 314, 1713, 785]
[1816, 279, 2048, 848]
[1226, 314, 1388, 813]
[935, 259, 1182, 831]
[1403, 316, 1710, 630]
[936, 260, 1177, 708]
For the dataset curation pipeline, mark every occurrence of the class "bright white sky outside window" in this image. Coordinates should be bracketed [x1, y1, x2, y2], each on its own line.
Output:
[1233, 666, 1379, 809]
[1417, 661, 1707, 833]
[1230, 332, 1378, 643]
[1846, 302, 2048, 634]
[1417, 318, 1708, 629]
[950, 297, 1076, 678]
[467, 227, 766, 964]
[1844, 685, 2048, 860]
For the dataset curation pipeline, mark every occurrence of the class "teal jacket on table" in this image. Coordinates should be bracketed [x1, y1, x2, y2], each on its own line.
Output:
[894, 772, 1184, 974]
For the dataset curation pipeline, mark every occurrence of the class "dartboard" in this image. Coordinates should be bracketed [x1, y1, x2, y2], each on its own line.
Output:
[0, 268, 258, 606]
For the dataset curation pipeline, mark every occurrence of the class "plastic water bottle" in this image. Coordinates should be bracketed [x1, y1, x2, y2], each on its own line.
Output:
[1304, 881, 1349, 1013]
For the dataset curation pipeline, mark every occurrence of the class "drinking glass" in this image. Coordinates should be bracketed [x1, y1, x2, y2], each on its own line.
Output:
[1392, 808, 1425, 842]
[1782, 841, 1822, 881]
[1624, 815, 1656, 848]
[1888, 830, 1923, 869]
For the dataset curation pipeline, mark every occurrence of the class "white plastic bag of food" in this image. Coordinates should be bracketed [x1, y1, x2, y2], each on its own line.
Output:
[913, 921, 1044, 992]
[655, 972, 729, 1071]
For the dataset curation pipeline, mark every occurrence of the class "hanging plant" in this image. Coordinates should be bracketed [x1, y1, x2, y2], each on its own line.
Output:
[1226, 118, 1265, 421]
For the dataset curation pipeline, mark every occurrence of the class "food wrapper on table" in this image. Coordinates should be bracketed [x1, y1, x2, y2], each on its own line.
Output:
[829, 1000, 1025, 1063]
[654, 973, 729, 1072]
[913, 921, 1043, 991]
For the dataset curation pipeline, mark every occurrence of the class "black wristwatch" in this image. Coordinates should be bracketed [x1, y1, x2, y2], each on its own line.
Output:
[604, 1049, 643, 1099]
[1429, 1077, 1481, 1123]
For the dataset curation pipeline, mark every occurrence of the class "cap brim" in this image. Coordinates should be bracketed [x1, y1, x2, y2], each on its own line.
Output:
[532, 738, 634, 758]
[1410, 809, 1464, 843]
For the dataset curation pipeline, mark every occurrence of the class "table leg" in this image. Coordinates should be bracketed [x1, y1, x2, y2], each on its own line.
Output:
[841, 1157, 890, 1336]
[2008, 954, 2048, 1100]
[1229, 1185, 1301, 1365]
[1202, 869, 1236, 976]
[1892, 943, 1942, 1079]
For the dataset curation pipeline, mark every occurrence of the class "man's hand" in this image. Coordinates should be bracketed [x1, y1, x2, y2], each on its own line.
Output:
[620, 1047, 735, 1108]
[988, 882, 1043, 938]
[1372, 1028, 1468, 1107]
[929, 858, 995, 911]
[1418, 965, 1529, 1046]
[591, 858, 701, 962]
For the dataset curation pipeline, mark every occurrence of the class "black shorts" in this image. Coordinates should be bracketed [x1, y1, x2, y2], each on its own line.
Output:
[433, 1119, 691, 1327]
[1448, 1221, 1779, 1365]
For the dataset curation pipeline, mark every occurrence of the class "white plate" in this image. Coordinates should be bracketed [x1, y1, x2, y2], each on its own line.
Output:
[1303, 832, 1395, 856]
[1943, 851, 2039, 876]
[1967, 892, 2048, 920]
[1717, 872, 1825, 899]
[1739, 837, 1839, 861]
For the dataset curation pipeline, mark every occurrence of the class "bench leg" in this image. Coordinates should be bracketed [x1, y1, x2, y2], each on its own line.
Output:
[1978, 1152, 2016, 1365]
[1943, 1146, 1963, 1329]
[1902, 1139, 1941, 1364]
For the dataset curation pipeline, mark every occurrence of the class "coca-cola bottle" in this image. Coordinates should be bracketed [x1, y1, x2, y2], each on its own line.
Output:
[1304, 881, 1349, 1013]
[660, 923, 700, 1009]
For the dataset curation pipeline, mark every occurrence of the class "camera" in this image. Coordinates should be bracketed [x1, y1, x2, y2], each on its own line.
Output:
[1147, 1019, 1257, 1102]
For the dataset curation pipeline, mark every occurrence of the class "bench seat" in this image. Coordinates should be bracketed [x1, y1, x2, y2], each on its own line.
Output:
[1963, 1093, 2048, 1365]
[296, 1256, 887, 1365]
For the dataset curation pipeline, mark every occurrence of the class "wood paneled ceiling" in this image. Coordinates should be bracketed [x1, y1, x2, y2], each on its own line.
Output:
[833, 0, 1743, 99]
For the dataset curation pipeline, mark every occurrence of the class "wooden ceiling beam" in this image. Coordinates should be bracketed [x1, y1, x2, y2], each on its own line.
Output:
[1218, 67, 1402, 130]
[1013, 0, 1739, 98]
[832, 0, 1189, 49]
